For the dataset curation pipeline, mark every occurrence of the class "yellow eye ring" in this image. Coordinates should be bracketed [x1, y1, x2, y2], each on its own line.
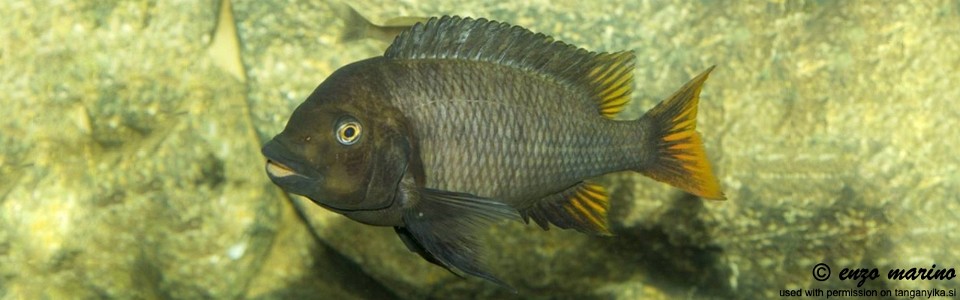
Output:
[336, 121, 362, 145]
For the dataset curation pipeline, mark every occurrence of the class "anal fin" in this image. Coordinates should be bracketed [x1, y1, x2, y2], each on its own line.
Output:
[521, 182, 612, 235]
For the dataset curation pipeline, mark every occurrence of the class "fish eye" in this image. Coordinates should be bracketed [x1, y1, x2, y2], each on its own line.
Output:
[336, 120, 362, 145]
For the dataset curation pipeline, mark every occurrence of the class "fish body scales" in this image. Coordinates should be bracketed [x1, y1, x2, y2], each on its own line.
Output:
[381, 59, 642, 207]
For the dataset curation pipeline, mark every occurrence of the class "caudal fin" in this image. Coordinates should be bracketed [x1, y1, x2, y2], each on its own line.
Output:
[638, 66, 725, 200]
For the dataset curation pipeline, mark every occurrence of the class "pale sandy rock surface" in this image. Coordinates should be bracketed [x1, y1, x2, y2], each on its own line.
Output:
[1, 1, 958, 299]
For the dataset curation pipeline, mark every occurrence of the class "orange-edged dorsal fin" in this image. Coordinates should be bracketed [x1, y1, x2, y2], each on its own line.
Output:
[384, 16, 635, 118]
[520, 182, 612, 235]
[590, 52, 635, 118]
[639, 66, 725, 200]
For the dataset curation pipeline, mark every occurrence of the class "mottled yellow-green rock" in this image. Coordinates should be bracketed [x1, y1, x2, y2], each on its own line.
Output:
[0, 1, 273, 298]
[0, 1, 390, 299]
[3, 0, 958, 299]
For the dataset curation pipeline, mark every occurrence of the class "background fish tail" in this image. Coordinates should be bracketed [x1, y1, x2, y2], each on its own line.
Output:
[636, 66, 725, 200]
[335, 3, 425, 43]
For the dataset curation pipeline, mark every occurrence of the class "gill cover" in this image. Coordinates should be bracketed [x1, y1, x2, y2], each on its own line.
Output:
[352, 109, 414, 214]
[315, 81, 415, 214]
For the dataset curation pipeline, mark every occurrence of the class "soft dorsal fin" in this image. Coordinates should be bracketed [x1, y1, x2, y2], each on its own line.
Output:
[385, 16, 636, 118]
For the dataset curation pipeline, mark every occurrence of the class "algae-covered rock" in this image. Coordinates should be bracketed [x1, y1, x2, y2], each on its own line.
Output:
[2, 0, 958, 299]
[0, 1, 276, 298]
[0, 1, 389, 299]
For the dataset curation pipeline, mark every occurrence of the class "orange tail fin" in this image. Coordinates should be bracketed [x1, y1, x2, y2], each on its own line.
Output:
[638, 66, 725, 200]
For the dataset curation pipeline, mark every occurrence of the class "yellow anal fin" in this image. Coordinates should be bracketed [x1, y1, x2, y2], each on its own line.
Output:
[639, 66, 725, 200]
[520, 182, 612, 235]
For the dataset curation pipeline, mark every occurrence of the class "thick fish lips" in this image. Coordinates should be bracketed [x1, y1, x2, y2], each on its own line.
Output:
[265, 160, 296, 179]
[261, 139, 398, 213]
[260, 139, 323, 198]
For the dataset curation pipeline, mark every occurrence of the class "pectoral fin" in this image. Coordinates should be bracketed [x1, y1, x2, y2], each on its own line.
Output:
[401, 188, 519, 289]
[520, 181, 613, 235]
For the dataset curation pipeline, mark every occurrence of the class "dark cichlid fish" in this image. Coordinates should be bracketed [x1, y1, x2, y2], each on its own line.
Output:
[262, 16, 725, 288]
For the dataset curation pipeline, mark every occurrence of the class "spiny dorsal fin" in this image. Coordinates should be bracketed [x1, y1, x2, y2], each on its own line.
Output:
[520, 182, 612, 235]
[385, 16, 635, 118]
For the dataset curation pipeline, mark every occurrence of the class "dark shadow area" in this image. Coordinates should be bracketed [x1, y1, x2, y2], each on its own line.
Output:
[601, 230, 730, 298]
[248, 242, 400, 300]
[604, 179, 734, 299]
[131, 253, 170, 300]
[271, 193, 400, 300]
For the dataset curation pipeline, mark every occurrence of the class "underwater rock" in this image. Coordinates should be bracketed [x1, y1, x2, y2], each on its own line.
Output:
[0, 1, 387, 299]
[2, 0, 958, 299]
[0, 1, 273, 298]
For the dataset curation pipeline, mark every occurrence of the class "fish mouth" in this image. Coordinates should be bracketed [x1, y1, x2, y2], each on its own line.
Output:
[263, 157, 317, 183]
[265, 159, 298, 178]
[263, 157, 396, 213]
[260, 137, 397, 213]
[261, 138, 318, 180]
[262, 156, 325, 201]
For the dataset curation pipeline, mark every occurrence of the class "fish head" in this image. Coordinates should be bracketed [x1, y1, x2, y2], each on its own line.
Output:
[261, 66, 412, 221]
